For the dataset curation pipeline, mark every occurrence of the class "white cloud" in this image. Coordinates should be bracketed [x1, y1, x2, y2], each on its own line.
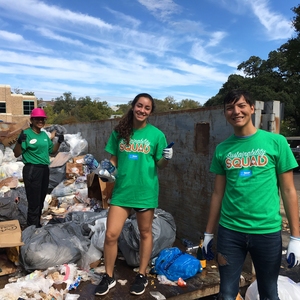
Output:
[0, 29, 23, 42]
[246, 0, 294, 40]
[137, 0, 181, 18]
[207, 31, 227, 47]
[106, 7, 141, 28]
[0, 29, 51, 53]
[0, 0, 112, 29]
[35, 27, 85, 47]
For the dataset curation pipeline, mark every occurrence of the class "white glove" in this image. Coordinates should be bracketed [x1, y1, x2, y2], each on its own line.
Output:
[203, 232, 214, 261]
[287, 236, 300, 268]
[163, 147, 173, 160]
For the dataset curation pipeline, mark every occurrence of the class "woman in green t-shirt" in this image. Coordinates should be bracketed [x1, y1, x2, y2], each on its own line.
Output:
[95, 93, 173, 297]
[13, 108, 64, 228]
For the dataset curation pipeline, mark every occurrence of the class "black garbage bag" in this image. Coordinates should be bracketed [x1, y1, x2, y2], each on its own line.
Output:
[118, 208, 176, 267]
[0, 189, 27, 226]
[20, 222, 90, 271]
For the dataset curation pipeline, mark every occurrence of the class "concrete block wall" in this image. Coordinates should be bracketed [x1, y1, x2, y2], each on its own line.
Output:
[64, 106, 234, 243]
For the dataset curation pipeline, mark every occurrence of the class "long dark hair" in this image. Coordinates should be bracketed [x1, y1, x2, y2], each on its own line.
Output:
[114, 93, 155, 145]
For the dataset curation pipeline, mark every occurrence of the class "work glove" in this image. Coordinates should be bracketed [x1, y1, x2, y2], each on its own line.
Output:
[57, 134, 64, 144]
[162, 147, 173, 160]
[202, 232, 214, 261]
[286, 236, 300, 268]
[17, 130, 27, 144]
[97, 159, 117, 183]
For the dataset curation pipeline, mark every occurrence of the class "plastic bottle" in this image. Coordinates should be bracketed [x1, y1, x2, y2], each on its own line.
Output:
[196, 236, 206, 269]
[84, 154, 99, 170]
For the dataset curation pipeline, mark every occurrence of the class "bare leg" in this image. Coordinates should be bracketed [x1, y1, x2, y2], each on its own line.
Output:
[136, 209, 154, 275]
[104, 205, 131, 277]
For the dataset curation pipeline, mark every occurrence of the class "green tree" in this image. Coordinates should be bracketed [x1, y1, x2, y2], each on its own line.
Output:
[178, 99, 201, 109]
[116, 103, 130, 115]
[204, 4, 300, 135]
[52, 92, 77, 115]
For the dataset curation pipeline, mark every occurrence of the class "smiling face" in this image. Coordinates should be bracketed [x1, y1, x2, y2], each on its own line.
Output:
[132, 96, 153, 128]
[31, 117, 46, 132]
[224, 95, 256, 135]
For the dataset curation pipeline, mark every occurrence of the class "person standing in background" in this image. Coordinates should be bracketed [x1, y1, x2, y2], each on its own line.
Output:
[203, 89, 300, 299]
[13, 108, 64, 228]
[95, 93, 173, 296]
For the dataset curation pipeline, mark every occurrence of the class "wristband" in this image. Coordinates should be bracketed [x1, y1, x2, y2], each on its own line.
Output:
[290, 236, 300, 241]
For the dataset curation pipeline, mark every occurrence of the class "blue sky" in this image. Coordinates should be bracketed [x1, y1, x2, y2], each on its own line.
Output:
[0, 0, 298, 105]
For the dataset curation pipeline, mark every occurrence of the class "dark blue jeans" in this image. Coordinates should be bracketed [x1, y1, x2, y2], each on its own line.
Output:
[217, 225, 281, 300]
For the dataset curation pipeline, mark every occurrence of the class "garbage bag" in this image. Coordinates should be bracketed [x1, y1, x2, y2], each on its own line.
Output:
[118, 208, 176, 267]
[20, 222, 90, 271]
[0, 189, 27, 225]
[48, 210, 109, 236]
[152, 247, 202, 281]
[48, 164, 66, 189]
[245, 275, 300, 300]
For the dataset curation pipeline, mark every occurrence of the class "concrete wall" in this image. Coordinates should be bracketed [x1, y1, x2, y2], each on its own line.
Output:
[63, 106, 234, 243]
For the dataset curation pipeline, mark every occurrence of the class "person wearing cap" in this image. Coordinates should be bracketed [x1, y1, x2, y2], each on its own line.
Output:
[202, 89, 300, 299]
[13, 107, 64, 227]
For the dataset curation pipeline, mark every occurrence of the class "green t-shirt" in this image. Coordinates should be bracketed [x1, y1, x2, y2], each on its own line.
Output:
[105, 123, 167, 208]
[20, 128, 53, 165]
[210, 129, 298, 234]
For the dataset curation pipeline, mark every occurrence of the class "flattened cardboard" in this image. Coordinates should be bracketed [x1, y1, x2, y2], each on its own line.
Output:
[0, 177, 19, 189]
[0, 220, 24, 248]
[0, 120, 30, 147]
[49, 152, 72, 168]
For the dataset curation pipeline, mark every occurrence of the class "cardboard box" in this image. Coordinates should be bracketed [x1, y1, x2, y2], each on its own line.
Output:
[0, 220, 24, 248]
[66, 162, 83, 179]
[0, 120, 30, 147]
[0, 252, 17, 276]
[73, 155, 85, 164]
[87, 173, 114, 209]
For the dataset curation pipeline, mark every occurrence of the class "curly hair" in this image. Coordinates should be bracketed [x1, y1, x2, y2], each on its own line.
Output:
[114, 93, 155, 145]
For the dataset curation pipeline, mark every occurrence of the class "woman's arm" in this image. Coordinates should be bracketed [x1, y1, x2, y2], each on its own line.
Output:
[13, 142, 22, 158]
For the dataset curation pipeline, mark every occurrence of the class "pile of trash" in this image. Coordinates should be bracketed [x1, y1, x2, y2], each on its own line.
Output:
[0, 122, 177, 299]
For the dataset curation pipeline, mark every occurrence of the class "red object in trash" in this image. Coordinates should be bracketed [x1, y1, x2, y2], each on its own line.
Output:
[177, 277, 187, 287]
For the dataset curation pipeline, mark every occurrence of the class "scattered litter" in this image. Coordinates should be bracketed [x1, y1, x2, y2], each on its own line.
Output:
[150, 291, 166, 300]
[117, 279, 127, 285]
[177, 277, 187, 287]
[93, 265, 106, 274]
[157, 275, 177, 286]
